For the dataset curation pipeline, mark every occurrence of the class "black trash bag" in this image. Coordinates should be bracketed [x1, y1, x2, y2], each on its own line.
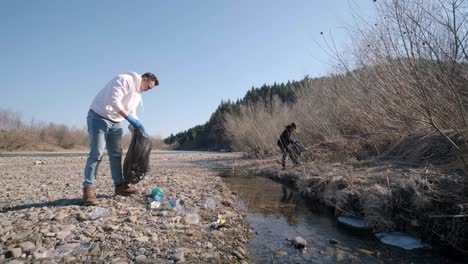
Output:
[123, 128, 152, 184]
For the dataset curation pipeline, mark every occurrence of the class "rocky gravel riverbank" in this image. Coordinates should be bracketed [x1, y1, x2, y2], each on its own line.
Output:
[0, 152, 250, 263]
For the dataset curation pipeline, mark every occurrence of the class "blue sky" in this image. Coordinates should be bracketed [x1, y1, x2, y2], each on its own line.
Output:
[1, 0, 375, 137]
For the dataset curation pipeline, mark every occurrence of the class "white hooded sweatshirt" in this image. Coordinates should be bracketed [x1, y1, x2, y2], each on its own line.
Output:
[90, 72, 142, 122]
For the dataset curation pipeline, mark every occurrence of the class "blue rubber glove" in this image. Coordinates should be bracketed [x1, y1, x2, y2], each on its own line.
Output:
[126, 115, 145, 131]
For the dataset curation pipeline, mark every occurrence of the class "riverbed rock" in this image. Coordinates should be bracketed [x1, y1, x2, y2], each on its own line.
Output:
[0, 153, 250, 263]
[293, 236, 307, 249]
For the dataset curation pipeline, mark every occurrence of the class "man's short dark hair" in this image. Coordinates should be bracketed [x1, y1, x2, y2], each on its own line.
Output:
[142, 72, 159, 86]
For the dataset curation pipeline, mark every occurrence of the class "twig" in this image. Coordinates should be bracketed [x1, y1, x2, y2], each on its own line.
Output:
[323, 199, 360, 218]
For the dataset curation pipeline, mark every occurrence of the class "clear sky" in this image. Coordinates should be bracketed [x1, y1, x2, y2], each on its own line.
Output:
[1, 0, 375, 137]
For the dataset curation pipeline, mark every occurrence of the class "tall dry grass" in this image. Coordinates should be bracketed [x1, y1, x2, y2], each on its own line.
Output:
[0, 109, 89, 151]
[0, 108, 169, 152]
[224, 0, 468, 166]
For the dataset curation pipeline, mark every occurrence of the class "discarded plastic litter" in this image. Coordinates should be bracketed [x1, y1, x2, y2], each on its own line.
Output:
[89, 208, 109, 220]
[204, 197, 217, 209]
[148, 188, 164, 209]
[169, 199, 178, 207]
[184, 212, 200, 225]
[150, 201, 161, 209]
[375, 232, 423, 250]
[51, 242, 91, 261]
[210, 214, 226, 229]
[151, 188, 164, 201]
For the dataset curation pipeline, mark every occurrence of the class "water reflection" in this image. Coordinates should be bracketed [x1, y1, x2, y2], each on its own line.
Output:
[221, 171, 301, 226]
[220, 170, 457, 264]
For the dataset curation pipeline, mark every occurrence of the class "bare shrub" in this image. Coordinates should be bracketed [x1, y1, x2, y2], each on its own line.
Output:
[0, 108, 23, 130]
[223, 96, 291, 157]
[0, 109, 88, 151]
[337, 0, 468, 159]
[150, 136, 171, 150]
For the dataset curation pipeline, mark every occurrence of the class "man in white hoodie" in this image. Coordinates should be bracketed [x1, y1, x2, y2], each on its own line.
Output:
[83, 72, 159, 206]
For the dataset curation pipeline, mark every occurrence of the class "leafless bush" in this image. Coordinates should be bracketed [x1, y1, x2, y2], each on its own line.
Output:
[223, 96, 291, 156]
[338, 0, 468, 156]
[0, 109, 88, 151]
[0, 109, 23, 131]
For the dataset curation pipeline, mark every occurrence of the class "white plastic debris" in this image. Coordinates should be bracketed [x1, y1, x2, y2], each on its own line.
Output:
[184, 212, 200, 225]
[89, 207, 109, 220]
[375, 232, 423, 250]
[51, 242, 91, 261]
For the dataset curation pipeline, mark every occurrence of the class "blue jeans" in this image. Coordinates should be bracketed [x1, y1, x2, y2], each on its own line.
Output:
[83, 109, 124, 188]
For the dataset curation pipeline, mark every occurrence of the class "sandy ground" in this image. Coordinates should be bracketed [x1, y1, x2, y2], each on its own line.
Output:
[0, 152, 250, 263]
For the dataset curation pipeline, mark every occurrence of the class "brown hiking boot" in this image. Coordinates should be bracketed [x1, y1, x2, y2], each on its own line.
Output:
[83, 187, 98, 206]
[115, 183, 137, 196]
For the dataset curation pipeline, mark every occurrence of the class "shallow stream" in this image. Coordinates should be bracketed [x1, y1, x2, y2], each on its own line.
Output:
[219, 169, 457, 264]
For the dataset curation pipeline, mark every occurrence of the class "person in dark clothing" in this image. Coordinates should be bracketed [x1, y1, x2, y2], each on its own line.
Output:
[277, 122, 299, 168]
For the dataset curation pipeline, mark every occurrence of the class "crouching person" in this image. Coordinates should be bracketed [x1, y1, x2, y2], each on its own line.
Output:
[83, 72, 159, 206]
[277, 122, 300, 169]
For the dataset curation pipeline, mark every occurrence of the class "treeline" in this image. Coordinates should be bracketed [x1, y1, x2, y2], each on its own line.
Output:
[163, 81, 302, 149]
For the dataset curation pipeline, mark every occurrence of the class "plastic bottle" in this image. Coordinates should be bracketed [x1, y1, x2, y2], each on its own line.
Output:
[151, 188, 164, 201]
[149, 188, 164, 209]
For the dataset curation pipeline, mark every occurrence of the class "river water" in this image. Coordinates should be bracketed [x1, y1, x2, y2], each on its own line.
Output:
[220, 169, 458, 264]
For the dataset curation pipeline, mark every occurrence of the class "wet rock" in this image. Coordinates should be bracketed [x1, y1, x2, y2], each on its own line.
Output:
[293, 236, 307, 249]
[329, 239, 339, 245]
